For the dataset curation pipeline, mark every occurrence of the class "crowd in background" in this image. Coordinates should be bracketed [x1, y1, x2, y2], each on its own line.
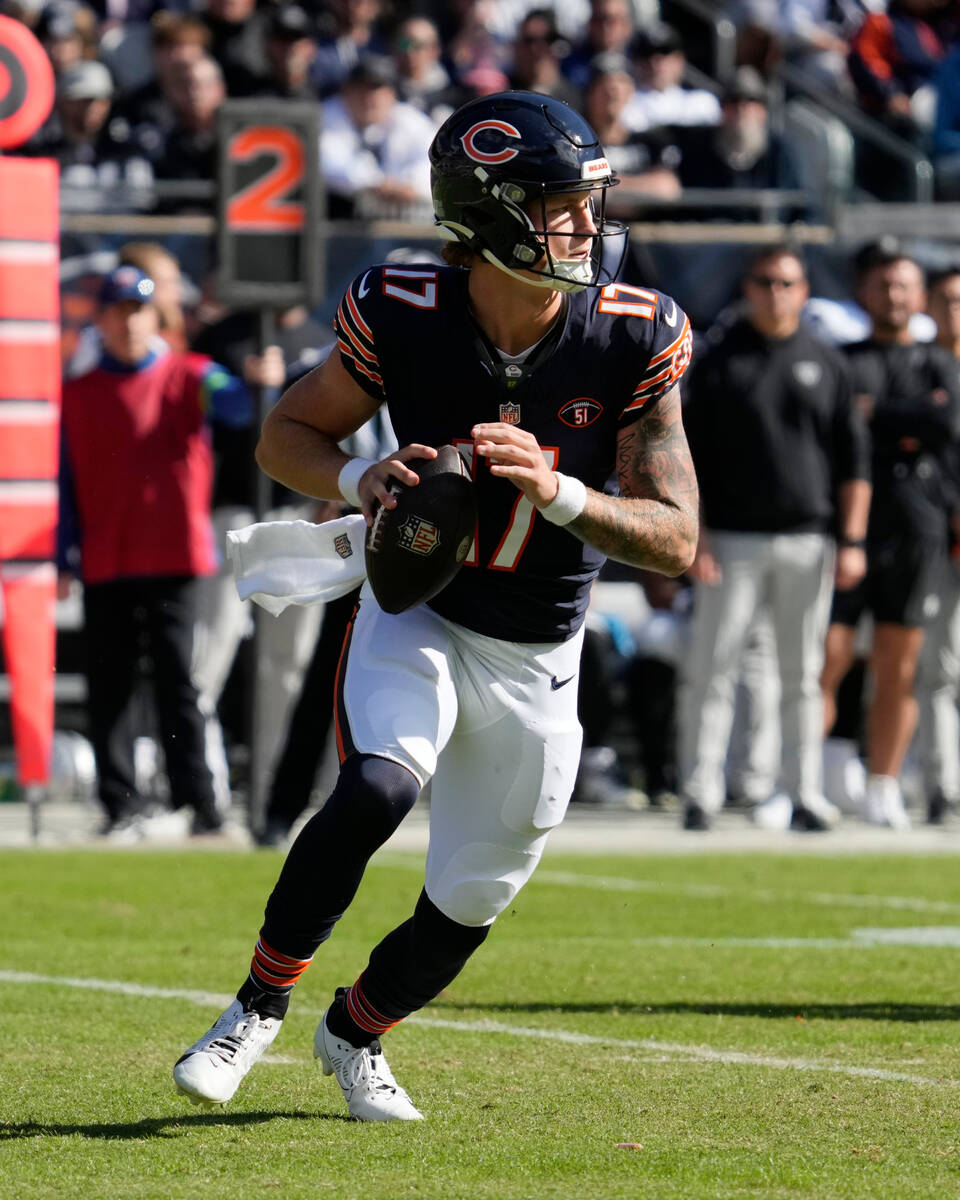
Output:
[6, 0, 960, 213]
[8, 0, 960, 842]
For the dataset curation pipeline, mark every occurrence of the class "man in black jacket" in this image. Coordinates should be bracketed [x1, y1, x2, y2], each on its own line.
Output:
[822, 242, 960, 828]
[681, 243, 871, 831]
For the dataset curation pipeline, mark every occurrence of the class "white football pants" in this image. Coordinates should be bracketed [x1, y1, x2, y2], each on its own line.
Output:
[339, 583, 584, 927]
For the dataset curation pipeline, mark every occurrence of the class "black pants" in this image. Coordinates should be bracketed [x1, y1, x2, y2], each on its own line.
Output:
[264, 587, 360, 828]
[83, 576, 216, 823]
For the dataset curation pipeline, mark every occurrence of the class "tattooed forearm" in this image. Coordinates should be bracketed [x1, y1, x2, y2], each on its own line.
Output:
[567, 388, 699, 575]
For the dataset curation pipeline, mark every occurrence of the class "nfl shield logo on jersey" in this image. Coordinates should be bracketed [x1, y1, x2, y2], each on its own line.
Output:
[333, 533, 353, 559]
[500, 401, 521, 424]
[793, 361, 822, 388]
[397, 515, 440, 556]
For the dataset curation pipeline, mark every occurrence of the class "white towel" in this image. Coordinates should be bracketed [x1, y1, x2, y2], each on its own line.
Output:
[226, 514, 368, 616]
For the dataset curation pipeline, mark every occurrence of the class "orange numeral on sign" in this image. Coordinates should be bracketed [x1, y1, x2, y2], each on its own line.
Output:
[226, 126, 305, 232]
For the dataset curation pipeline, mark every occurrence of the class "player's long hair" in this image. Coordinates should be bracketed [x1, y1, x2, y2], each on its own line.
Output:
[441, 241, 478, 269]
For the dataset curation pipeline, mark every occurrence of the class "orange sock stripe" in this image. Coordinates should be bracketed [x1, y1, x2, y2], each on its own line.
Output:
[254, 948, 310, 978]
[249, 963, 301, 988]
[251, 957, 310, 985]
[249, 938, 314, 991]
[256, 936, 313, 969]
[346, 978, 398, 1036]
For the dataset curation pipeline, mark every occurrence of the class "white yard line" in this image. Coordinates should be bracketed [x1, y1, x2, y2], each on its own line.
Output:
[534, 868, 960, 917]
[0, 969, 949, 1088]
[377, 855, 960, 916]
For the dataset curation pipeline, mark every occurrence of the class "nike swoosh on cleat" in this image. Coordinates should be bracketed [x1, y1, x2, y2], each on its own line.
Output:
[550, 675, 575, 690]
[357, 271, 372, 299]
[662, 301, 677, 328]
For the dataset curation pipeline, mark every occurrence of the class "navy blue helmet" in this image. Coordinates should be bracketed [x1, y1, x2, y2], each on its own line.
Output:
[429, 91, 626, 292]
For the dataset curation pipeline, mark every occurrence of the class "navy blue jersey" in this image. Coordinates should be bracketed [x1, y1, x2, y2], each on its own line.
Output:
[335, 263, 691, 642]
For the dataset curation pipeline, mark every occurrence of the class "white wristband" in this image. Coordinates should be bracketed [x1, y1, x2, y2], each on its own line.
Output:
[337, 457, 375, 508]
[540, 472, 587, 526]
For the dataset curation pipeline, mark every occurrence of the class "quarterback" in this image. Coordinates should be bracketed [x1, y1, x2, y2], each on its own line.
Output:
[173, 90, 698, 1121]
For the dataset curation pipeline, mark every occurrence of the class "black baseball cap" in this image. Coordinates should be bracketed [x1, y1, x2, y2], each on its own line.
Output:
[267, 5, 314, 41]
[722, 66, 768, 104]
[631, 22, 683, 58]
[587, 50, 634, 85]
[345, 55, 398, 89]
[852, 236, 917, 278]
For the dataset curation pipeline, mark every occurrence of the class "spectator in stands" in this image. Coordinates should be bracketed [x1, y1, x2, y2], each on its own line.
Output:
[153, 55, 225, 201]
[674, 67, 808, 219]
[624, 21, 722, 133]
[507, 8, 582, 109]
[932, 43, 960, 198]
[848, 0, 949, 144]
[581, 51, 681, 210]
[561, 0, 634, 93]
[680, 243, 870, 832]
[24, 60, 155, 206]
[113, 12, 210, 157]
[198, 0, 268, 96]
[821, 242, 960, 829]
[312, 0, 387, 99]
[909, 265, 960, 824]
[778, 0, 857, 91]
[435, 0, 508, 80]
[319, 56, 435, 218]
[255, 3, 318, 100]
[58, 265, 250, 842]
[392, 14, 463, 126]
[34, 0, 98, 78]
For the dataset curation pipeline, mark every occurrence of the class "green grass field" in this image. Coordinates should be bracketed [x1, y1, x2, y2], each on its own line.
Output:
[3, 846, 960, 1199]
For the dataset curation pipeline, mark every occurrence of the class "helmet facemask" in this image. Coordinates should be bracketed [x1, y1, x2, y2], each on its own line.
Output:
[438, 167, 627, 293]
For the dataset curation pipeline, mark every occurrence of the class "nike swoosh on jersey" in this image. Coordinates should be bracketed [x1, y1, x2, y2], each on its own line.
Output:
[550, 674, 575, 690]
[662, 301, 677, 328]
[357, 271, 372, 299]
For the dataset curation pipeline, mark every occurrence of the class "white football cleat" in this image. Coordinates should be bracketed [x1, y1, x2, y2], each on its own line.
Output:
[864, 774, 911, 829]
[173, 999, 282, 1106]
[314, 1008, 423, 1122]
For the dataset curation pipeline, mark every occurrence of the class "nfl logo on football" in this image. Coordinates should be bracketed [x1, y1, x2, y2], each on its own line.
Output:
[398, 515, 440, 556]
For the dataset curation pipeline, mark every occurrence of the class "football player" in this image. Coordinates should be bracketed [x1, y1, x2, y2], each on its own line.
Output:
[173, 91, 698, 1121]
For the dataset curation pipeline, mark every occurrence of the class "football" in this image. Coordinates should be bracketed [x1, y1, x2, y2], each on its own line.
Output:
[365, 444, 477, 614]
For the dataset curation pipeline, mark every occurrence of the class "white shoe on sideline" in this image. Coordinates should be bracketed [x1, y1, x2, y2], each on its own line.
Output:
[174, 999, 282, 1105]
[864, 775, 911, 829]
[138, 807, 192, 842]
[314, 1007, 423, 1121]
[751, 793, 793, 830]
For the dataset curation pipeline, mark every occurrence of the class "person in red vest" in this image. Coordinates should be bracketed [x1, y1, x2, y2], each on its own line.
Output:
[58, 265, 251, 841]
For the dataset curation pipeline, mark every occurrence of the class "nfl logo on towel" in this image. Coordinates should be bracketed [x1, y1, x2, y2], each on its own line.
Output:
[334, 532, 353, 559]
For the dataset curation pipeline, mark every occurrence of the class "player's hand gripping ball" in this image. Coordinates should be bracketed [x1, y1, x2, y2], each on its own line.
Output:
[365, 444, 477, 614]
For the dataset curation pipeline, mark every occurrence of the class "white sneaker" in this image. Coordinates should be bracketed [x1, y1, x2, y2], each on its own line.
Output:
[864, 775, 911, 829]
[751, 793, 794, 830]
[138, 807, 191, 842]
[314, 1008, 423, 1121]
[173, 999, 282, 1105]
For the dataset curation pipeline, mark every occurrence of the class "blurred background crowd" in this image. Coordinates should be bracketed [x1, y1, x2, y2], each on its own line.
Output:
[6, 0, 960, 215]
[4, 0, 960, 844]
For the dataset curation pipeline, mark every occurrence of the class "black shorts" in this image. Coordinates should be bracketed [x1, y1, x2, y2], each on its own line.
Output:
[831, 535, 946, 628]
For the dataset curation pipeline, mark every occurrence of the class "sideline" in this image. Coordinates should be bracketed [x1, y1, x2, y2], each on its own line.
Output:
[0, 968, 950, 1089]
[6, 799, 960, 853]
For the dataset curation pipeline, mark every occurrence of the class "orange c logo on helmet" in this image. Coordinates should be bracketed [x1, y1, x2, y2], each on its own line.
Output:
[461, 119, 522, 165]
